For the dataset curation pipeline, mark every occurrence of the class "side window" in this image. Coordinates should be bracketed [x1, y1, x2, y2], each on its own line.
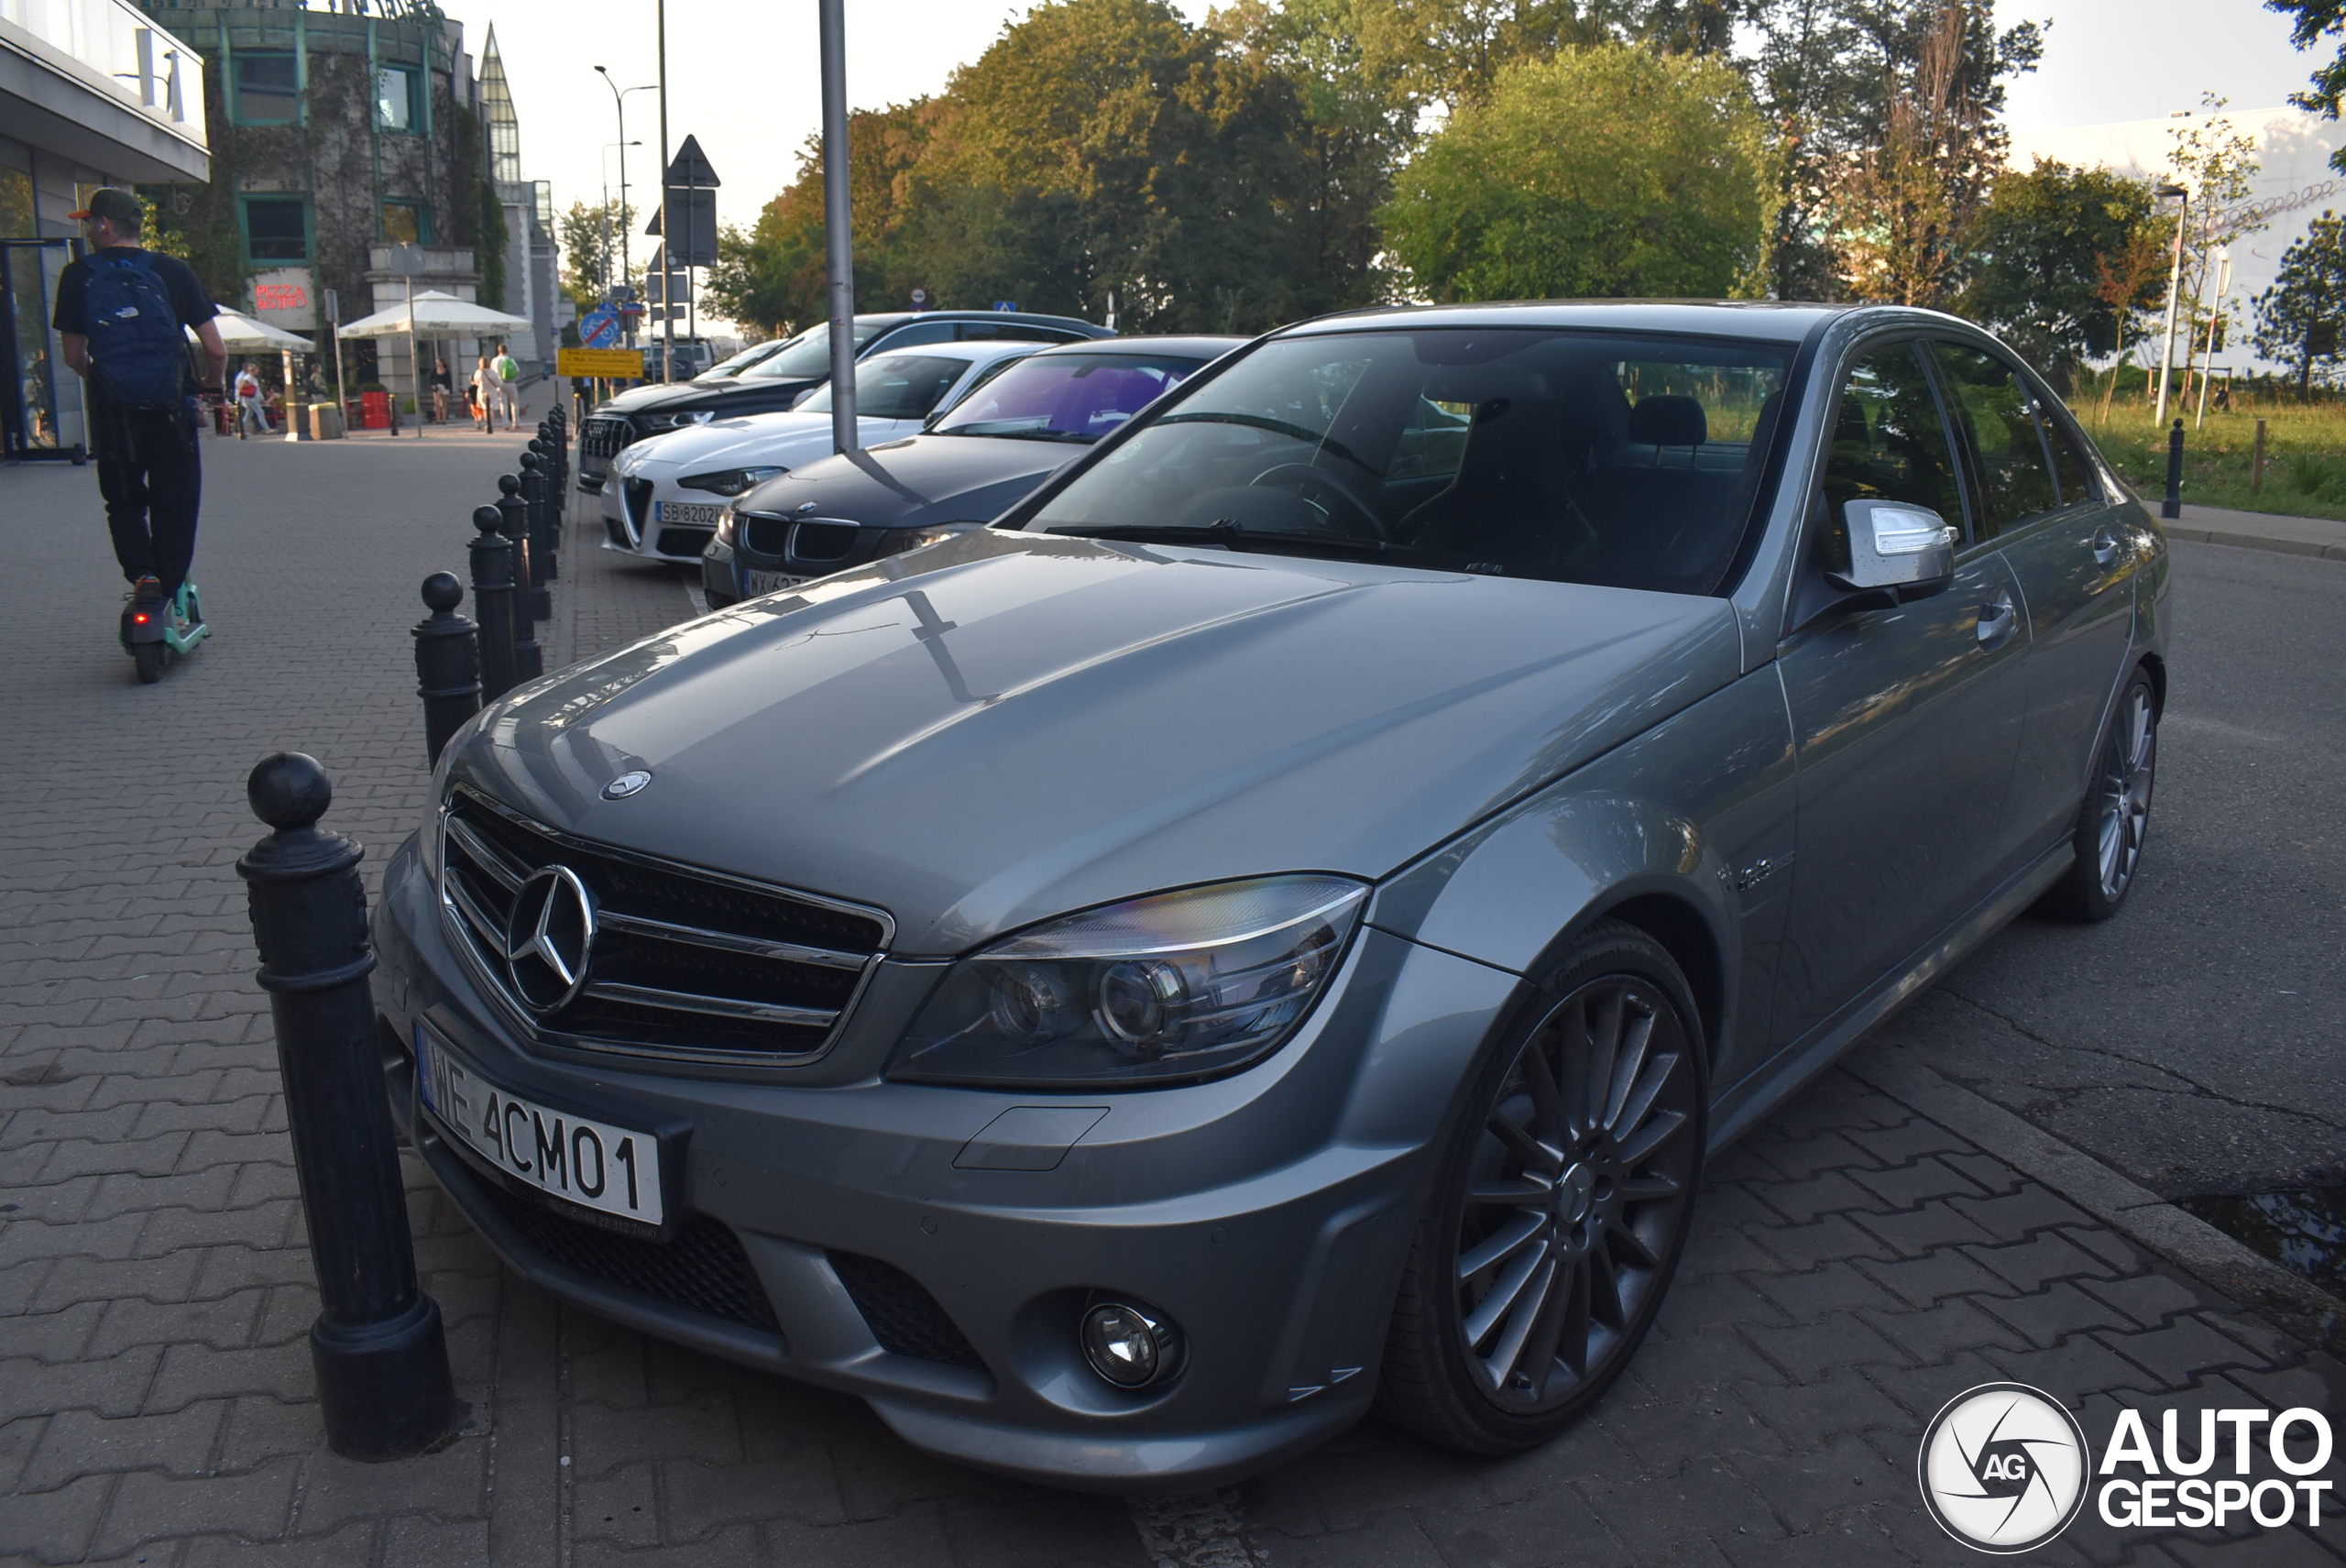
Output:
[1818, 344, 1966, 565]
[958, 322, 1082, 343]
[871, 321, 959, 351]
[2041, 413, 2098, 506]
[1931, 341, 2059, 534]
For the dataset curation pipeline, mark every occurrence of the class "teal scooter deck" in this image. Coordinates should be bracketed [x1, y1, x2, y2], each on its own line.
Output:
[162, 583, 209, 654]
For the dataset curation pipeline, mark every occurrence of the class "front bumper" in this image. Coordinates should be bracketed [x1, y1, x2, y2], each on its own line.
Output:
[370, 831, 1516, 1488]
[701, 536, 739, 604]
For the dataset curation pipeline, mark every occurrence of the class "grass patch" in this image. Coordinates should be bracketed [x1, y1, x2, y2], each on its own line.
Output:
[2078, 396, 2346, 521]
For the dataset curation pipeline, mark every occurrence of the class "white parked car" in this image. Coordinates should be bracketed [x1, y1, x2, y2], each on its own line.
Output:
[598, 340, 1043, 564]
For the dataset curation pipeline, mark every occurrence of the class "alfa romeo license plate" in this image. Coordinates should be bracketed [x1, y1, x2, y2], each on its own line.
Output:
[744, 568, 808, 595]
[655, 500, 726, 527]
[414, 1025, 666, 1227]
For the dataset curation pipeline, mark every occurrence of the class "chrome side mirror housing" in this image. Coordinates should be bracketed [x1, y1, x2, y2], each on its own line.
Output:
[1828, 499, 1957, 600]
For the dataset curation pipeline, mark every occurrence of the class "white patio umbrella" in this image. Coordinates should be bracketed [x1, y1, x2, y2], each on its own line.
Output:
[334, 290, 532, 337]
[194, 306, 312, 355]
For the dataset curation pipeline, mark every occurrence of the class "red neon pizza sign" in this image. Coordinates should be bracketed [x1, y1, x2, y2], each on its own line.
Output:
[254, 283, 308, 312]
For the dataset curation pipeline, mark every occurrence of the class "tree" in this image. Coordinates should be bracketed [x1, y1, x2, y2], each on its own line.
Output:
[2270, 0, 2346, 173]
[2253, 211, 2346, 394]
[1379, 43, 1777, 302]
[557, 198, 636, 310]
[1958, 159, 2161, 384]
[1745, 0, 2040, 301]
[2159, 98, 2266, 407]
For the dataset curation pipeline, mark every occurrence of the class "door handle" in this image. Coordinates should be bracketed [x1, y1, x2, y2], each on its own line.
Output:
[2090, 526, 2120, 565]
[1976, 591, 2017, 649]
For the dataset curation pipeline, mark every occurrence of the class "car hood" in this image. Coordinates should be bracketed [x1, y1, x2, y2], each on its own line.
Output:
[597, 376, 821, 420]
[741, 433, 1086, 529]
[454, 530, 1741, 956]
[618, 412, 912, 477]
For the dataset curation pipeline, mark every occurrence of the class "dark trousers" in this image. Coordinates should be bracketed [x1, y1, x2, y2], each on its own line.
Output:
[94, 400, 202, 597]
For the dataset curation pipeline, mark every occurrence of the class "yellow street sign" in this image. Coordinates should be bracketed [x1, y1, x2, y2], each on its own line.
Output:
[558, 347, 642, 378]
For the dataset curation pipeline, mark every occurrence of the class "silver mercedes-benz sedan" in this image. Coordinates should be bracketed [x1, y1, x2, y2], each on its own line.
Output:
[374, 301, 2167, 1490]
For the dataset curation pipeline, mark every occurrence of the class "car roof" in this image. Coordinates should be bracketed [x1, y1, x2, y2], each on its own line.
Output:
[1023, 334, 1248, 359]
[1277, 299, 1862, 346]
[857, 339, 1048, 367]
[860, 309, 1112, 334]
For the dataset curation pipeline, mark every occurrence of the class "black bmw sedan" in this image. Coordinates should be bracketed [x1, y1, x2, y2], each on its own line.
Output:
[702, 334, 1243, 606]
[576, 311, 1114, 493]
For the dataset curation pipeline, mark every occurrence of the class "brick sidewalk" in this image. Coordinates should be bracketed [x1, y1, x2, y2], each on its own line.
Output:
[1, 440, 2339, 1565]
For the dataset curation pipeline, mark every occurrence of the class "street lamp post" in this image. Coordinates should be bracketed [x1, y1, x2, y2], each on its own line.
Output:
[2153, 182, 2189, 427]
[653, 1, 673, 385]
[593, 68, 654, 341]
[819, 0, 856, 454]
[600, 140, 639, 295]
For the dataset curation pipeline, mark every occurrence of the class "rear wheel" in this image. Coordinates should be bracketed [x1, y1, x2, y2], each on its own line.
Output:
[1378, 920, 1706, 1453]
[2039, 670, 2156, 922]
[133, 641, 165, 684]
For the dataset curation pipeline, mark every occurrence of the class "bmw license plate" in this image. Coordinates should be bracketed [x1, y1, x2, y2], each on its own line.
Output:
[743, 568, 809, 595]
[414, 1025, 666, 1228]
[654, 500, 726, 527]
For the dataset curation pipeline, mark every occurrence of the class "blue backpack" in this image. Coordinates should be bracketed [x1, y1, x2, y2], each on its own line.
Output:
[82, 252, 187, 411]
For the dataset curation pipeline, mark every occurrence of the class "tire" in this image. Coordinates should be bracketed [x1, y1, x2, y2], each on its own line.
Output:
[2037, 670, 2156, 923]
[133, 641, 166, 685]
[1378, 919, 1707, 1454]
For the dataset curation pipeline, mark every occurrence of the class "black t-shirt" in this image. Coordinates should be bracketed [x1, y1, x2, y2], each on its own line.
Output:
[53, 246, 219, 396]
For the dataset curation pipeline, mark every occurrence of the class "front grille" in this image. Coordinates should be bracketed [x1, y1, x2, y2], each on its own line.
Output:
[739, 512, 788, 559]
[438, 788, 892, 1066]
[581, 417, 632, 460]
[621, 478, 653, 543]
[656, 527, 712, 559]
[791, 522, 858, 563]
[476, 1177, 781, 1335]
[828, 1249, 985, 1368]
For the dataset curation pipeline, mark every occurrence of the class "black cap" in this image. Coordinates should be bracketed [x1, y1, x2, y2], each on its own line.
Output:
[67, 188, 142, 231]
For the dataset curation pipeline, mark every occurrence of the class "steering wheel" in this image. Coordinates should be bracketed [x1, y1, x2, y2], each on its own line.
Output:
[1247, 463, 1391, 541]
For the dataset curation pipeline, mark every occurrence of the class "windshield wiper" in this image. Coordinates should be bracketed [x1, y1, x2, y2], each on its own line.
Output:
[1051, 521, 1441, 565]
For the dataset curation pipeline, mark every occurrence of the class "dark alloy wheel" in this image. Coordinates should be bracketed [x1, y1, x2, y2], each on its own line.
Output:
[2040, 669, 2157, 923]
[1380, 920, 1706, 1453]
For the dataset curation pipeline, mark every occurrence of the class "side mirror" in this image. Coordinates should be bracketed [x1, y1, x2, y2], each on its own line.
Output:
[1828, 499, 1957, 602]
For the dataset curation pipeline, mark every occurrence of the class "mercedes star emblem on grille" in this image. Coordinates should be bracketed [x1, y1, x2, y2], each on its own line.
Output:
[503, 865, 596, 1013]
[602, 771, 652, 800]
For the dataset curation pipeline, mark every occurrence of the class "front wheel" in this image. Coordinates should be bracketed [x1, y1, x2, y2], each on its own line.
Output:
[1378, 919, 1706, 1454]
[2038, 670, 2156, 922]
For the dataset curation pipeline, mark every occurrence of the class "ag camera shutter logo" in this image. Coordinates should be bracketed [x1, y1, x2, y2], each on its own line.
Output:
[1918, 1383, 2092, 1553]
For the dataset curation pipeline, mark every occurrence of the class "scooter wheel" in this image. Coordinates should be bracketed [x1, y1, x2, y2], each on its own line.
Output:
[133, 642, 165, 684]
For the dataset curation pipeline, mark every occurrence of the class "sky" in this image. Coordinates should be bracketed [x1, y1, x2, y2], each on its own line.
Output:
[439, 0, 2327, 285]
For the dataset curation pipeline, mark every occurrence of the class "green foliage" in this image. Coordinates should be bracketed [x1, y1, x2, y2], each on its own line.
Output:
[2286, 450, 2332, 493]
[558, 198, 637, 308]
[1959, 159, 2161, 380]
[2270, 0, 2346, 173]
[1380, 43, 1776, 302]
[2253, 211, 2346, 392]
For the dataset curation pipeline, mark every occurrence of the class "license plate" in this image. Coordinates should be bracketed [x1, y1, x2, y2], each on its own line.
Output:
[655, 500, 727, 527]
[415, 1025, 666, 1227]
[744, 568, 809, 595]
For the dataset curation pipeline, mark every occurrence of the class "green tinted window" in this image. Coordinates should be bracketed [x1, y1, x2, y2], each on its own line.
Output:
[1933, 341, 2058, 534]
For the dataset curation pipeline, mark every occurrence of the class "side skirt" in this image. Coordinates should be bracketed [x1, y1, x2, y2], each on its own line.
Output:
[1704, 839, 2074, 1153]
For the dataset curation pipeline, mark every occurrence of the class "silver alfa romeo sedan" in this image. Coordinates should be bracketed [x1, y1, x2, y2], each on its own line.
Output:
[373, 301, 2166, 1489]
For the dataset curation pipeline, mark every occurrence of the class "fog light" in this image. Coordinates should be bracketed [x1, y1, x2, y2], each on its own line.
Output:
[1080, 1299, 1182, 1388]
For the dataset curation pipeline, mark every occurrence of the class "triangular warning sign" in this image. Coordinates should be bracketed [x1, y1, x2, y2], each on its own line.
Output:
[663, 135, 720, 189]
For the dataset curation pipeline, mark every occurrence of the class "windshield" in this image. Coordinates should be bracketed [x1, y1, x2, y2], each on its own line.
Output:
[696, 339, 784, 381]
[1027, 328, 1791, 595]
[798, 355, 972, 421]
[932, 352, 1209, 442]
[740, 320, 889, 381]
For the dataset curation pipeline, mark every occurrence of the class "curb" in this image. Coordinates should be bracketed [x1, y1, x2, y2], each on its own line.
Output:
[1847, 1049, 2346, 1360]
[2166, 524, 2346, 561]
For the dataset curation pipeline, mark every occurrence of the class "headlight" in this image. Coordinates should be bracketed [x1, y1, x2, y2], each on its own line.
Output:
[872, 524, 966, 554]
[679, 466, 787, 497]
[888, 875, 1367, 1088]
[715, 502, 741, 546]
[647, 410, 715, 431]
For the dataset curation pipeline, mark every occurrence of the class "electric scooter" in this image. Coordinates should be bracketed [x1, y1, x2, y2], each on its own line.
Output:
[121, 581, 208, 684]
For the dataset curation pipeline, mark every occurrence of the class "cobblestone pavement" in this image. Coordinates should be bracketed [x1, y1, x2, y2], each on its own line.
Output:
[1, 437, 2338, 1566]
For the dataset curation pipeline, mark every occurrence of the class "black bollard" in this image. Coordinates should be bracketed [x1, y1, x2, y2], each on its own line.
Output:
[521, 450, 559, 583]
[238, 753, 457, 1461]
[2162, 418, 2184, 521]
[495, 478, 546, 679]
[413, 573, 481, 767]
[469, 507, 519, 702]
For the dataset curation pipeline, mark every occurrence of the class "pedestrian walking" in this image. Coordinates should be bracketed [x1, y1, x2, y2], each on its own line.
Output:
[232, 362, 268, 437]
[51, 187, 225, 641]
[430, 356, 453, 424]
[491, 341, 521, 427]
[471, 355, 499, 433]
